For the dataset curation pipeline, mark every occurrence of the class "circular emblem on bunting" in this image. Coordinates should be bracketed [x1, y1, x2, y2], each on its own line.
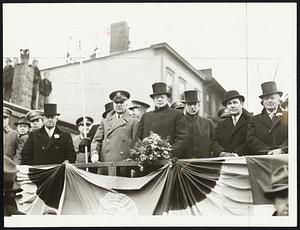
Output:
[97, 192, 138, 215]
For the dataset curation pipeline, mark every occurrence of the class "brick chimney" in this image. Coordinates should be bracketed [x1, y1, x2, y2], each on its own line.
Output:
[109, 21, 130, 54]
[11, 49, 34, 108]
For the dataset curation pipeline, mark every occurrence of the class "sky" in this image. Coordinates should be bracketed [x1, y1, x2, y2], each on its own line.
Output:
[3, 3, 296, 114]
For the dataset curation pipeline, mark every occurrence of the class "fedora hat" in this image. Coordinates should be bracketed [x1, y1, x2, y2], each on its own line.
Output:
[14, 117, 31, 127]
[43, 103, 60, 116]
[129, 100, 150, 110]
[182, 90, 200, 103]
[222, 90, 245, 106]
[4, 156, 22, 193]
[259, 81, 283, 99]
[3, 107, 13, 118]
[25, 110, 44, 122]
[76, 116, 94, 126]
[150, 82, 171, 98]
[102, 102, 114, 118]
[258, 165, 288, 199]
[109, 90, 130, 102]
[170, 101, 185, 110]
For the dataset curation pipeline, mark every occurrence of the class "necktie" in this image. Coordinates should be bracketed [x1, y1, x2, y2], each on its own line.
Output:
[233, 116, 237, 126]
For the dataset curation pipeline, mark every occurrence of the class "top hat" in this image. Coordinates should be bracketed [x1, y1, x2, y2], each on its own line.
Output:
[3, 107, 13, 118]
[218, 107, 230, 119]
[4, 156, 22, 193]
[129, 100, 150, 110]
[182, 90, 200, 103]
[259, 165, 288, 199]
[102, 102, 114, 118]
[43, 103, 60, 116]
[150, 82, 171, 98]
[259, 81, 283, 99]
[14, 116, 31, 127]
[170, 101, 185, 110]
[76, 116, 94, 126]
[222, 90, 245, 106]
[109, 90, 130, 102]
[25, 110, 44, 122]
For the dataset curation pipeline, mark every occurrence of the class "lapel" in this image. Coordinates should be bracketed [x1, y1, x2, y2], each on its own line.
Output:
[223, 116, 234, 134]
[43, 127, 61, 153]
[232, 113, 247, 134]
[260, 109, 272, 129]
[106, 110, 129, 136]
[270, 108, 282, 131]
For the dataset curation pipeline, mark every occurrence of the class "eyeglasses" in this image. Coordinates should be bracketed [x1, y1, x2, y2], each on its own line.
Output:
[114, 101, 124, 104]
[79, 123, 92, 127]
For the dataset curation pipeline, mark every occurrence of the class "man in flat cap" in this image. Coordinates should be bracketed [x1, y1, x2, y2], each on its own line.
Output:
[90, 91, 139, 176]
[137, 82, 187, 158]
[180, 90, 215, 159]
[170, 101, 185, 112]
[211, 90, 252, 157]
[25, 110, 44, 132]
[3, 107, 23, 164]
[129, 100, 150, 120]
[21, 103, 76, 165]
[259, 165, 288, 216]
[73, 116, 94, 163]
[247, 81, 288, 155]
[3, 57, 14, 101]
[14, 117, 30, 137]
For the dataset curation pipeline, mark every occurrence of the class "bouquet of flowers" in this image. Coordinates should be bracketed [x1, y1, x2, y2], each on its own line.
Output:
[130, 131, 173, 171]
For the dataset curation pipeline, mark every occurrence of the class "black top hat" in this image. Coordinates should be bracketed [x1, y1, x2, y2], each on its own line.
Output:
[14, 117, 31, 127]
[25, 110, 44, 122]
[259, 81, 283, 99]
[43, 103, 60, 116]
[3, 107, 13, 118]
[109, 90, 130, 102]
[150, 82, 171, 98]
[170, 101, 185, 110]
[76, 116, 94, 126]
[182, 90, 200, 103]
[222, 90, 245, 106]
[102, 102, 114, 118]
[259, 165, 288, 199]
[129, 100, 150, 110]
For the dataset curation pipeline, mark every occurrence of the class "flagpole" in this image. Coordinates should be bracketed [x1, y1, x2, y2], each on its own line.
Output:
[78, 40, 89, 170]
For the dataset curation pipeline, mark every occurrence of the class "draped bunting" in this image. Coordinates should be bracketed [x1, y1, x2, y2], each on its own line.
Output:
[15, 155, 288, 216]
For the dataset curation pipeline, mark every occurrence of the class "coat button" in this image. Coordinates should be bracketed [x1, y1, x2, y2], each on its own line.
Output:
[42, 146, 45, 149]
[120, 151, 124, 155]
[269, 130, 271, 133]
[106, 138, 110, 142]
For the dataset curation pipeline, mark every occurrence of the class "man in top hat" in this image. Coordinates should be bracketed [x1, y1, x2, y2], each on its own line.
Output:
[180, 90, 215, 159]
[4, 155, 25, 216]
[137, 82, 187, 158]
[14, 117, 30, 137]
[25, 110, 44, 131]
[90, 91, 139, 176]
[211, 90, 252, 157]
[170, 101, 185, 112]
[129, 100, 150, 120]
[259, 165, 288, 216]
[72, 116, 94, 163]
[247, 81, 288, 155]
[3, 57, 14, 101]
[3, 107, 23, 164]
[21, 103, 76, 165]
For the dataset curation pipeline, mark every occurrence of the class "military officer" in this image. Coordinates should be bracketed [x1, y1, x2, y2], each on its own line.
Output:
[247, 81, 288, 155]
[90, 91, 139, 176]
[25, 110, 44, 131]
[21, 103, 76, 165]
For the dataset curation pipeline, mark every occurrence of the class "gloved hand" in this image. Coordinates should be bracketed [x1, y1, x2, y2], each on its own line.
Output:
[268, 148, 284, 155]
[79, 137, 91, 153]
[91, 153, 99, 163]
[219, 152, 238, 157]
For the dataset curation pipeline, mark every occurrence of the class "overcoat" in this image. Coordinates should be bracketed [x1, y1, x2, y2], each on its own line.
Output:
[91, 110, 139, 163]
[247, 108, 288, 154]
[180, 114, 215, 159]
[21, 126, 76, 165]
[211, 109, 252, 156]
[39, 78, 52, 96]
[3, 126, 21, 163]
[137, 105, 187, 157]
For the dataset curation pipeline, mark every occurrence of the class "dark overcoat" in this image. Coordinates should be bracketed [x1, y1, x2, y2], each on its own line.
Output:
[180, 114, 215, 159]
[21, 126, 76, 165]
[3, 126, 22, 163]
[247, 108, 288, 154]
[137, 105, 187, 157]
[39, 79, 52, 96]
[211, 109, 252, 156]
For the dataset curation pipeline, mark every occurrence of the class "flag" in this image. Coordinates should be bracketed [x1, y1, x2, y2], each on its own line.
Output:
[15, 155, 288, 215]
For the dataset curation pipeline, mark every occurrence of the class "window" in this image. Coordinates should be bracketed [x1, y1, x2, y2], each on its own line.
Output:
[179, 77, 186, 100]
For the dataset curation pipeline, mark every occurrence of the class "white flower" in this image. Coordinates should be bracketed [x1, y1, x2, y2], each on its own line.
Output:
[54, 134, 60, 139]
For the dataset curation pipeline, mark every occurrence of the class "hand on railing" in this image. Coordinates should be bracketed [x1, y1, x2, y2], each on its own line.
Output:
[91, 154, 99, 163]
[219, 152, 238, 157]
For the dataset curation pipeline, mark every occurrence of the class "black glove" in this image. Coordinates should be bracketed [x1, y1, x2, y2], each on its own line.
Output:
[79, 137, 91, 153]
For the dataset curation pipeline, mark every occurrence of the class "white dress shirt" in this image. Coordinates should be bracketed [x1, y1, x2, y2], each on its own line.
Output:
[231, 113, 241, 126]
[45, 127, 55, 138]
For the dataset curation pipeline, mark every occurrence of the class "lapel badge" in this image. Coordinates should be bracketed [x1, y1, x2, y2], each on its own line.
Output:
[54, 134, 60, 139]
